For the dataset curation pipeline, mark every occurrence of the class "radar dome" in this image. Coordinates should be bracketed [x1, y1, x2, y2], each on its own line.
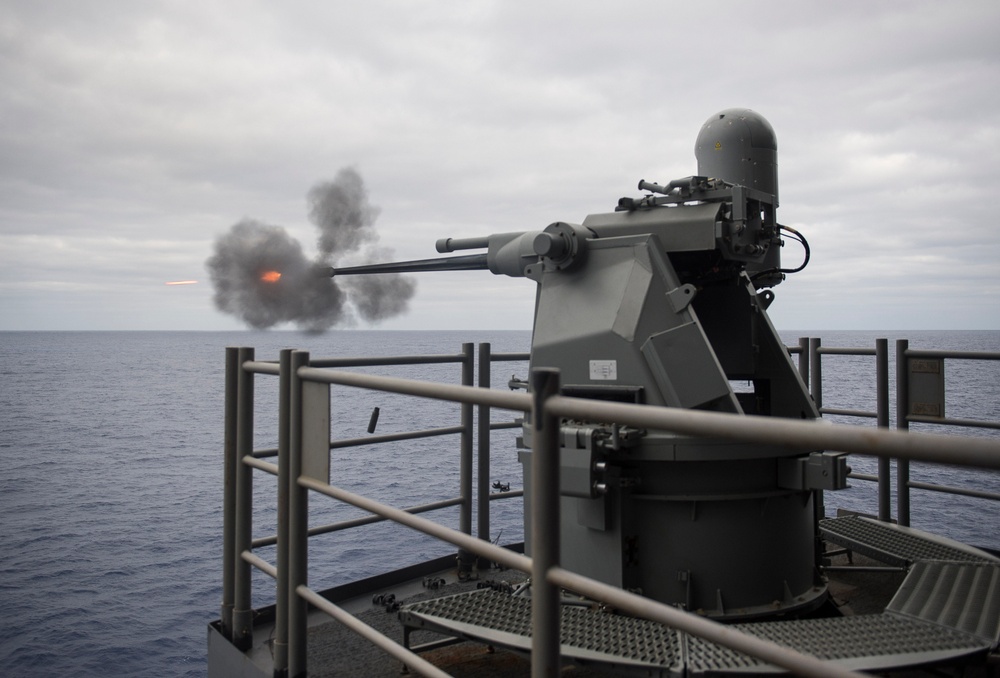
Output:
[695, 108, 778, 206]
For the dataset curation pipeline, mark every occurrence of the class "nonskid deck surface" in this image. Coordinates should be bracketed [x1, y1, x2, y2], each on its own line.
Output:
[300, 550, 1000, 677]
[400, 561, 999, 676]
[820, 514, 1000, 567]
[400, 589, 683, 674]
[300, 519, 1000, 676]
[400, 544, 1000, 676]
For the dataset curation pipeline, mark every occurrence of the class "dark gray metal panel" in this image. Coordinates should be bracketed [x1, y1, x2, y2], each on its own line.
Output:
[302, 380, 331, 484]
[908, 357, 945, 418]
[626, 491, 821, 616]
[582, 202, 721, 252]
[642, 323, 735, 409]
[886, 560, 1000, 647]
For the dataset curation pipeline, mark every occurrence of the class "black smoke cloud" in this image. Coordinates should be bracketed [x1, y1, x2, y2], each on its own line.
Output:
[207, 168, 415, 331]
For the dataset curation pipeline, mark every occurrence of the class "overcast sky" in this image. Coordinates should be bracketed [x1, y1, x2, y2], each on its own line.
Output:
[2, 1, 998, 332]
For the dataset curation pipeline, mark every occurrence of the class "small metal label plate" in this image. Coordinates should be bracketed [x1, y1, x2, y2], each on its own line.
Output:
[908, 357, 945, 419]
[589, 360, 618, 380]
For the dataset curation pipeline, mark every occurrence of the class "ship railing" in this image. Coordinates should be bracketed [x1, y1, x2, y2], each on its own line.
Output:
[793, 337, 1000, 527]
[222, 345, 482, 668]
[475, 343, 530, 549]
[222, 345, 1000, 678]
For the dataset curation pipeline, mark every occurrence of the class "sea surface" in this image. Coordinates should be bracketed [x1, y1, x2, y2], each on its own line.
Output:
[1, 329, 998, 677]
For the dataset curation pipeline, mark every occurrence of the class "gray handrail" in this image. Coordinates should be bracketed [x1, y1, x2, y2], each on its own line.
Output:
[224, 342, 1000, 678]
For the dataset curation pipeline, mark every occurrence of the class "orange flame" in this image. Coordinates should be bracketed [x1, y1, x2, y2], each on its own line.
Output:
[261, 271, 282, 283]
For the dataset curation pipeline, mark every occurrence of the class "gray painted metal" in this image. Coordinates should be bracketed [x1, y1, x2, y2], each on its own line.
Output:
[530, 368, 562, 677]
[477, 342, 491, 547]
[297, 586, 453, 678]
[232, 347, 254, 651]
[400, 590, 683, 675]
[819, 515, 1000, 567]
[876, 338, 891, 521]
[460, 344, 474, 543]
[221, 348, 237, 640]
[695, 108, 779, 205]
[686, 613, 989, 674]
[287, 350, 310, 677]
[888, 560, 1000, 647]
[897, 339, 912, 527]
[400, 559, 1000, 675]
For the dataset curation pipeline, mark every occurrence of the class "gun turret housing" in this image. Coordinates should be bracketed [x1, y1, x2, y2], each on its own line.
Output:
[325, 109, 828, 619]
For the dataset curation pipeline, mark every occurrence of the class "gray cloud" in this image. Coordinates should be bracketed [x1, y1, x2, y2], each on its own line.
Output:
[1, 1, 998, 330]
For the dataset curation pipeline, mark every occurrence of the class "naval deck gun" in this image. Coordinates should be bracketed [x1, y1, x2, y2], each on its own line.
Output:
[328, 109, 843, 619]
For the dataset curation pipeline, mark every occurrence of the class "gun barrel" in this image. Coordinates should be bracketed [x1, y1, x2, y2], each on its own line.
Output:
[327, 253, 489, 276]
[436, 237, 491, 253]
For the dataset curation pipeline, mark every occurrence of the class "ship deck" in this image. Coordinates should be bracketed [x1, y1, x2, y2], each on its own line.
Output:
[219, 533, 998, 677]
[209, 340, 1000, 677]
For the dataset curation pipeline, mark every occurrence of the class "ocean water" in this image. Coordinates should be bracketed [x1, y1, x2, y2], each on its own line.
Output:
[0, 329, 998, 677]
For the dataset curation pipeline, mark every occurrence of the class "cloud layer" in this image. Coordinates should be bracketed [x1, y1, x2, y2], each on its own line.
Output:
[1, 1, 998, 330]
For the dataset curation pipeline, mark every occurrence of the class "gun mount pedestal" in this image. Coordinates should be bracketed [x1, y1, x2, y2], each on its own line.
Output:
[518, 230, 831, 619]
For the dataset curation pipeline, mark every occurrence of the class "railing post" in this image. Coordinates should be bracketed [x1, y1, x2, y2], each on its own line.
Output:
[807, 338, 826, 528]
[477, 343, 492, 550]
[875, 338, 891, 522]
[457, 343, 476, 579]
[895, 339, 911, 527]
[797, 337, 809, 387]
[288, 350, 310, 677]
[233, 347, 254, 651]
[273, 349, 293, 676]
[531, 368, 561, 677]
[808, 337, 822, 411]
[461, 343, 474, 537]
[221, 347, 239, 640]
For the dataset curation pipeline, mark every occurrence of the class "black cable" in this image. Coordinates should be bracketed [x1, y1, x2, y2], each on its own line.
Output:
[750, 223, 810, 281]
[777, 223, 810, 274]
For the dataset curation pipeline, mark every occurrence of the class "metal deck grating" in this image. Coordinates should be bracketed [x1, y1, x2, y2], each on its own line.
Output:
[819, 515, 999, 567]
[400, 559, 1000, 675]
[686, 613, 986, 674]
[887, 560, 1000, 647]
[401, 589, 683, 673]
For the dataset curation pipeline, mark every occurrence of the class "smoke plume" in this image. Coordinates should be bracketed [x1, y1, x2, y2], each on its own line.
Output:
[341, 247, 417, 322]
[308, 169, 380, 256]
[206, 168, 415, 331]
